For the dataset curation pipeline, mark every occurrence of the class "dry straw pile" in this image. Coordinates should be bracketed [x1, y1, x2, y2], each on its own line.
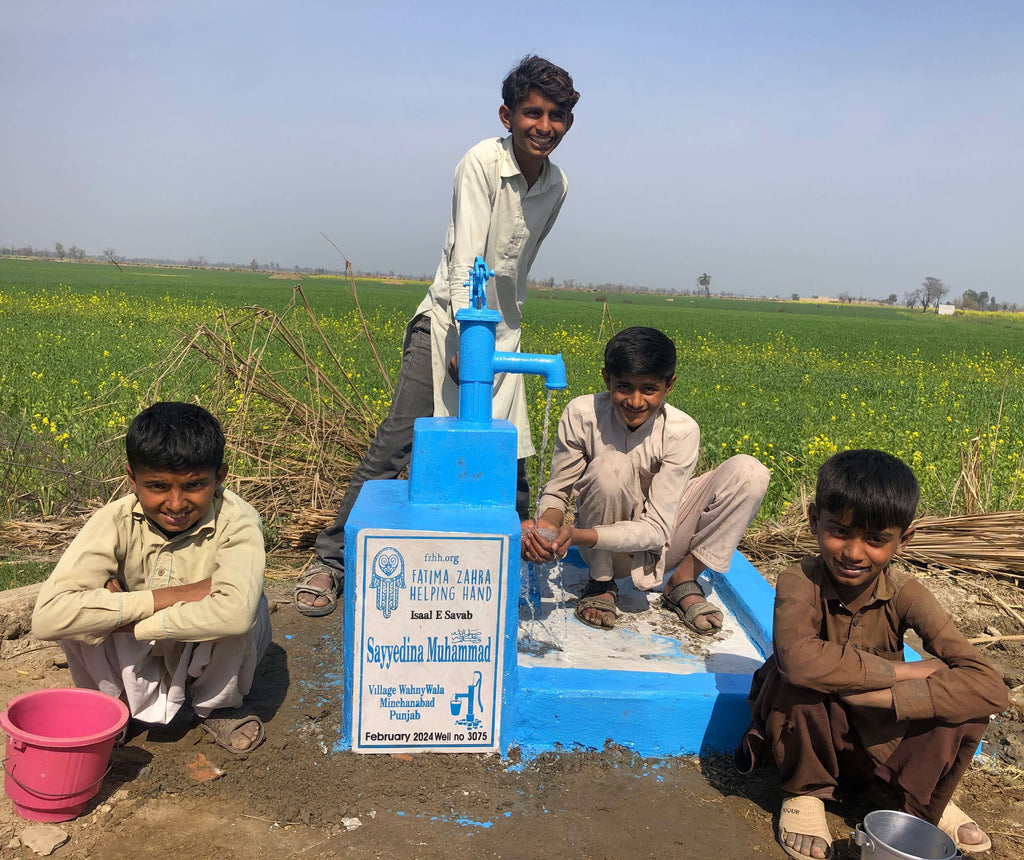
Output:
[144, 281, 387, 524]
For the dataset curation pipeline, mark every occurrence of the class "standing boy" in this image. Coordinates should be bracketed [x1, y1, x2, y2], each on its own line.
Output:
[522, 326, 770, 634]
[296, 55, 580, 616]
[736, 449, 1007, 858]
[32, 402, 271, 754]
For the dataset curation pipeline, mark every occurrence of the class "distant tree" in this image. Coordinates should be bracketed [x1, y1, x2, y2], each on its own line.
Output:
[250, 258, 259, 271]
[837, 291, 853, 304]
[974, 290, 998, 311]
[68, 245, 84, 262]
[921, 276, 948, 312]
[790, 293, 800, 301]
[887, 293, 898, 306]
[103, 248, 124, 273]
[904, 289, 921, 309]
[696, 273, 711, 298]
[54, 242, 65, 260]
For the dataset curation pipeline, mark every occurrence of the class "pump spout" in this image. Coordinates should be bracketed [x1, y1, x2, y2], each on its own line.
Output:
[492, 351, 567, 390]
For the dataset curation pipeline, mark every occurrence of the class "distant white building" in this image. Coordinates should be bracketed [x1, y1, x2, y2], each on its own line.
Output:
[937, 304, 956, 316]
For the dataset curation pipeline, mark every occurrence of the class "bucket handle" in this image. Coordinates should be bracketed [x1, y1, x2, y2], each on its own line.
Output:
[2, 757, 112, 800]
[851, 823, 874, 853]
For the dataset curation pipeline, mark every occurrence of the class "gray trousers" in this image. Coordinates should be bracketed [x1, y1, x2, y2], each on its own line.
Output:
[315, 313, 529, 573]
[576, 452, 770, 588]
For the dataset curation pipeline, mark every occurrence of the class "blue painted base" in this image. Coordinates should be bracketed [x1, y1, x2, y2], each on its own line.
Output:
[507, 551, 776, 759]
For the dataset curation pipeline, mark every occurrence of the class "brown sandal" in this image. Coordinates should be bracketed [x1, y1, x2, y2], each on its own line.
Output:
[200, 705, 265, 755]
[573, 578, 619, 630]
[661, 580, 723, 635]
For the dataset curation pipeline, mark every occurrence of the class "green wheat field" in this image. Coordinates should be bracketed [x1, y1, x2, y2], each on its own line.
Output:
[3, 258, 1024, 587]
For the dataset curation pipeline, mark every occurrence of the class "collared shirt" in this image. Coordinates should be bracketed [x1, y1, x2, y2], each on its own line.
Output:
[32, 488, 265, 647]
[415, 136, 568, 458]
[536, 392, 700, 586]
[770, 555, 1008, 761]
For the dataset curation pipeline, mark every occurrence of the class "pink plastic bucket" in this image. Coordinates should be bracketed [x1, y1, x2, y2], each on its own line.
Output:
[1, 688, 129, 822]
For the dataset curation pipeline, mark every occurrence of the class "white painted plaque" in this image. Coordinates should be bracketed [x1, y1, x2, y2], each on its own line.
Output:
[351, 529, 508, 753]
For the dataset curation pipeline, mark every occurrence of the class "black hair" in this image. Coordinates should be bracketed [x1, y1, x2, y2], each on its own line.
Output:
[815, 449, 919, 533]
[501, 55, 580, 113]
[126, 402, 225, 473]
[603, 327, 677, 380]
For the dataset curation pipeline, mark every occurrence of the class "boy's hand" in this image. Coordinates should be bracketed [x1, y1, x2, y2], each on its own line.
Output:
[839, 659, 944, 711]
[152, 579, 213, 612]
[839, 689, 894, 710]
[104, 578, 213, 633]
[551, 524, 573, 557]
[521, 518, 566, 562]
[894, 658, 943, 681]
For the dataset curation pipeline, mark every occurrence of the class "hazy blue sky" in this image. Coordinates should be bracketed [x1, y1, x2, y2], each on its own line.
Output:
[3, 2, 1021, 303]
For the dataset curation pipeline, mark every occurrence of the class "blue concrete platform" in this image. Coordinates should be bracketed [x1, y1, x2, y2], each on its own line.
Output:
[507, 549, 776, 759]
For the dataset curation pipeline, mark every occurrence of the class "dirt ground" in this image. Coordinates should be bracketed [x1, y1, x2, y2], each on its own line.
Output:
[0, 567, 1023, 859]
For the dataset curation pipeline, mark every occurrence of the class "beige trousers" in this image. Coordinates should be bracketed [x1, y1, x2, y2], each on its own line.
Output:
[576, 454, 769, 589]
[60, 595, 272, 724]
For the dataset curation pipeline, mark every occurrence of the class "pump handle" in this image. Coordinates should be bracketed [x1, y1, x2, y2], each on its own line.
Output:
[464, 256, 495, 310]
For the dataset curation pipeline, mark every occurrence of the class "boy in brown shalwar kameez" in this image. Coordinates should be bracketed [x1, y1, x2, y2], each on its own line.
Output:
[736, 449, 1007, 858]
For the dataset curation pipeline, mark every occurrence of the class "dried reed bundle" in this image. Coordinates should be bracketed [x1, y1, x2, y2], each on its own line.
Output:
[276, 508, 336, 548]
[743, 507, 1024, 583]
[0, 513, 91, 559]
[139, 283, 386, 522]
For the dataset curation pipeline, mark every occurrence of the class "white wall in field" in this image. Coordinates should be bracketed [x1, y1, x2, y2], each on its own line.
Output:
[938, 304, 956, 315]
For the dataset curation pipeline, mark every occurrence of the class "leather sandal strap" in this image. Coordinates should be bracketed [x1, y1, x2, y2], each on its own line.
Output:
[581, 577, 618, 599]
[665, 580, 705, 603]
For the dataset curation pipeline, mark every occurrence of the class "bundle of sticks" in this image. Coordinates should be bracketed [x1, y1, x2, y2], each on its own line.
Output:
[742, 510, 1024, 584]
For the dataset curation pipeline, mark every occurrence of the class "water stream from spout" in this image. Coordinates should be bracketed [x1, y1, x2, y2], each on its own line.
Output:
[534, 389, 554, 498]
[520, 389, 569, 653]
[535, 391, 571, 643]
[529, 526, 567, 650]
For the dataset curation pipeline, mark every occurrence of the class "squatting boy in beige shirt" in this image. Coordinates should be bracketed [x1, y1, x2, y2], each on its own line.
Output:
[33, 402, 271, 754]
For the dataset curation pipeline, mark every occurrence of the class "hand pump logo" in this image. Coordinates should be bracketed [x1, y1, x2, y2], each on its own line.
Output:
[370, 547, 405, 618]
